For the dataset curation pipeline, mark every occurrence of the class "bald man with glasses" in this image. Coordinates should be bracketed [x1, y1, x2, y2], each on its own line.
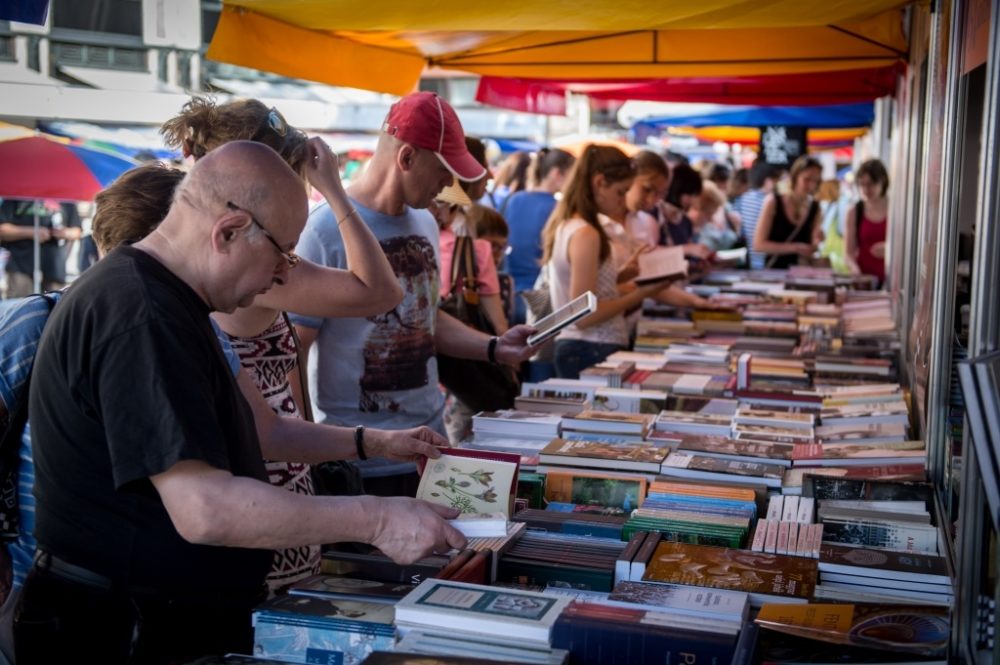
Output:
[18, 141, 464, 663]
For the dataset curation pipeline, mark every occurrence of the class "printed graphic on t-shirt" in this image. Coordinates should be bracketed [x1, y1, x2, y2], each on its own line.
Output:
[360, 234, 439, 413]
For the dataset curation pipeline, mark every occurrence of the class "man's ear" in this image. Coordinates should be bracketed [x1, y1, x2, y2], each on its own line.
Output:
[397, 144, 417, 172]
[210, 211, 248, 253]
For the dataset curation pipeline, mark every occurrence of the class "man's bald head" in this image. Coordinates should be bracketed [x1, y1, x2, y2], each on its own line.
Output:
[176, 140, 307, 231]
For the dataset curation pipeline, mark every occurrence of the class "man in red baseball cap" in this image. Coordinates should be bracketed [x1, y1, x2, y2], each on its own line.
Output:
[291, 92, 534, 496]
[382, 91, 486, 184]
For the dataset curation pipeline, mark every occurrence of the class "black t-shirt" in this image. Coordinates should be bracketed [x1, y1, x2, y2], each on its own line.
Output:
[0, 199, 81, 282]
[29, 246, 272, 593]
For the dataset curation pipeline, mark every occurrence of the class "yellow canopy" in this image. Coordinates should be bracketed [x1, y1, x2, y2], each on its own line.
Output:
[207, 1, 910, 96]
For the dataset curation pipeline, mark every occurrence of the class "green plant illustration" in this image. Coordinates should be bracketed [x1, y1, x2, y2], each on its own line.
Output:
[429, 467, 499, 514]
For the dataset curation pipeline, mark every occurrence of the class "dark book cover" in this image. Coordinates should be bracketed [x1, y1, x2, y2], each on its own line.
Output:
[552, 603, 737, 665]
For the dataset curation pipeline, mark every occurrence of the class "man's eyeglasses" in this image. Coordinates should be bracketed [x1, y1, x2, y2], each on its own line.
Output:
[226, 201, 299, 269]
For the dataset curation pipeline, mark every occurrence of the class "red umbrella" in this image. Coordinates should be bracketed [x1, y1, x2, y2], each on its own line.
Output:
[0, 132, 137, 292]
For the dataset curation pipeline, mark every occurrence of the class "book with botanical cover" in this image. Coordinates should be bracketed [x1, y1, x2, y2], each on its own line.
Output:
[642, 541, 818, 605]
[660, 452, 785, 488]
[417, 449, 519, 517]
[395, 579, 571, 644]
[754, 603, 950, 657]
[635, 245, 688, 285]
[818, 543, 950, 584]
[538, 438, 670, 473]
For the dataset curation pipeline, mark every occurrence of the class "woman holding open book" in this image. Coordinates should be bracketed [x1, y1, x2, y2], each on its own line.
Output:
[540, 145, 680, 378]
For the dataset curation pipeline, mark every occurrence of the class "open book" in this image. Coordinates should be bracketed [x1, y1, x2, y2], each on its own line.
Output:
[635, 246, 688, 285]
[527, 290, 597, 346]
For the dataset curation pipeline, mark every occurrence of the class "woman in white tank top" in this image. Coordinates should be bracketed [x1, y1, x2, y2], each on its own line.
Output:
[540, 145, 682, 378]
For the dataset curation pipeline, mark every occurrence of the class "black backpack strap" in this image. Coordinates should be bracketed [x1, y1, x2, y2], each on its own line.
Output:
[854, 200, 865, 238]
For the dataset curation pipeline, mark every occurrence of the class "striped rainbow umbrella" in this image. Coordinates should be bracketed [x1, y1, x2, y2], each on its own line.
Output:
[0, 126, 137, 292]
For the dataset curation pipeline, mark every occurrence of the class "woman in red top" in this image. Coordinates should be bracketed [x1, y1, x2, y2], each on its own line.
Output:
[844, 159, 890, 284]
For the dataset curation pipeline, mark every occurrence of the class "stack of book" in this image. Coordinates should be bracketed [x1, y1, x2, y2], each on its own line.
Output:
[560, 410, 653, 442]
[814, 543, 952, 605]
[252, 594, 396, 664]
[750, 495, 820, 558]
[579, 360, 636, 387]
[393, 578, 570, 662]
[592, 387, 667, 414]
[537, 437, 670, 474]
[640, 540, 819, 606]
[733, 405, 816, 439]
[515, 381, 594, 415]
[660, 451, 785, 489]
[469, 410, 563, 458]
[816, 498, 939, 554]
[550, 599, 742, 664]
[654, 407, 734, 438]
[753, 602, 949, 663]
[514, 506, 629, 540]
[543, 468, 648, 512]
[497, 530, 627, 592]
[623, 487, 755, 548]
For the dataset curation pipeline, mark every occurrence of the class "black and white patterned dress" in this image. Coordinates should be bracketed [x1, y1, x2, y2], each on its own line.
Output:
[228, 314, 320, 592]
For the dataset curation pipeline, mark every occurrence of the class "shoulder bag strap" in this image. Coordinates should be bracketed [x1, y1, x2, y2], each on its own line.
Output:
[282, 311, 314, 423]
[458, 235, 481, 305]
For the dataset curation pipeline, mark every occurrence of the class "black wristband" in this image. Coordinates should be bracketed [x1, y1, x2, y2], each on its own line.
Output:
[354, 425, 367, 460]
[487, 336, 499, 364]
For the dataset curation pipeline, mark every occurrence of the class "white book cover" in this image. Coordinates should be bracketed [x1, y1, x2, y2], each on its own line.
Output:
[395, 579, 570, 644]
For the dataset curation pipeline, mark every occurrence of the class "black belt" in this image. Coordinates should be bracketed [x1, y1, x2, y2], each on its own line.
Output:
[33, 550, 114, 592]
[32, 549, 268, 606]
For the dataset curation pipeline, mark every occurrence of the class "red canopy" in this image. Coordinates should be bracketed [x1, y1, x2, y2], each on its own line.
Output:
[475, 64, 902, 114]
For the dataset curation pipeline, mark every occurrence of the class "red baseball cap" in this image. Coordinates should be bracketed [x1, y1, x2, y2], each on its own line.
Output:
[381, 92, 486, 182]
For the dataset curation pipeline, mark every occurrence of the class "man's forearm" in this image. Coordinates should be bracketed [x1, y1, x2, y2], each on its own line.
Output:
[435, 309, 491, 360]
[259, 414, 360, 464]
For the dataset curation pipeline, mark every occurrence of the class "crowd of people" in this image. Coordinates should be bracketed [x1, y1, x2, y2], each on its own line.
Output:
[0, 90, 892, 663]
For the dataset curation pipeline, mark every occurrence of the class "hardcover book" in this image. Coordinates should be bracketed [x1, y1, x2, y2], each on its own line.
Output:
[642, 541, 818, 605]
[395, 579, 570, 644]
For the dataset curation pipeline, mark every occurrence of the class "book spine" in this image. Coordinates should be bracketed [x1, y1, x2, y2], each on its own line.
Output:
[764, 520, 779, 554]
[766, 495, 784, 521]
[616, 531, 648, 585]
[781, 496, 800, 523]
[786, 522, 799, 557]
[776, 521, 790, 555]
[796, 497, 815, 523]
[631, 532, 663, 581]
[750, 520, 768, 552]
